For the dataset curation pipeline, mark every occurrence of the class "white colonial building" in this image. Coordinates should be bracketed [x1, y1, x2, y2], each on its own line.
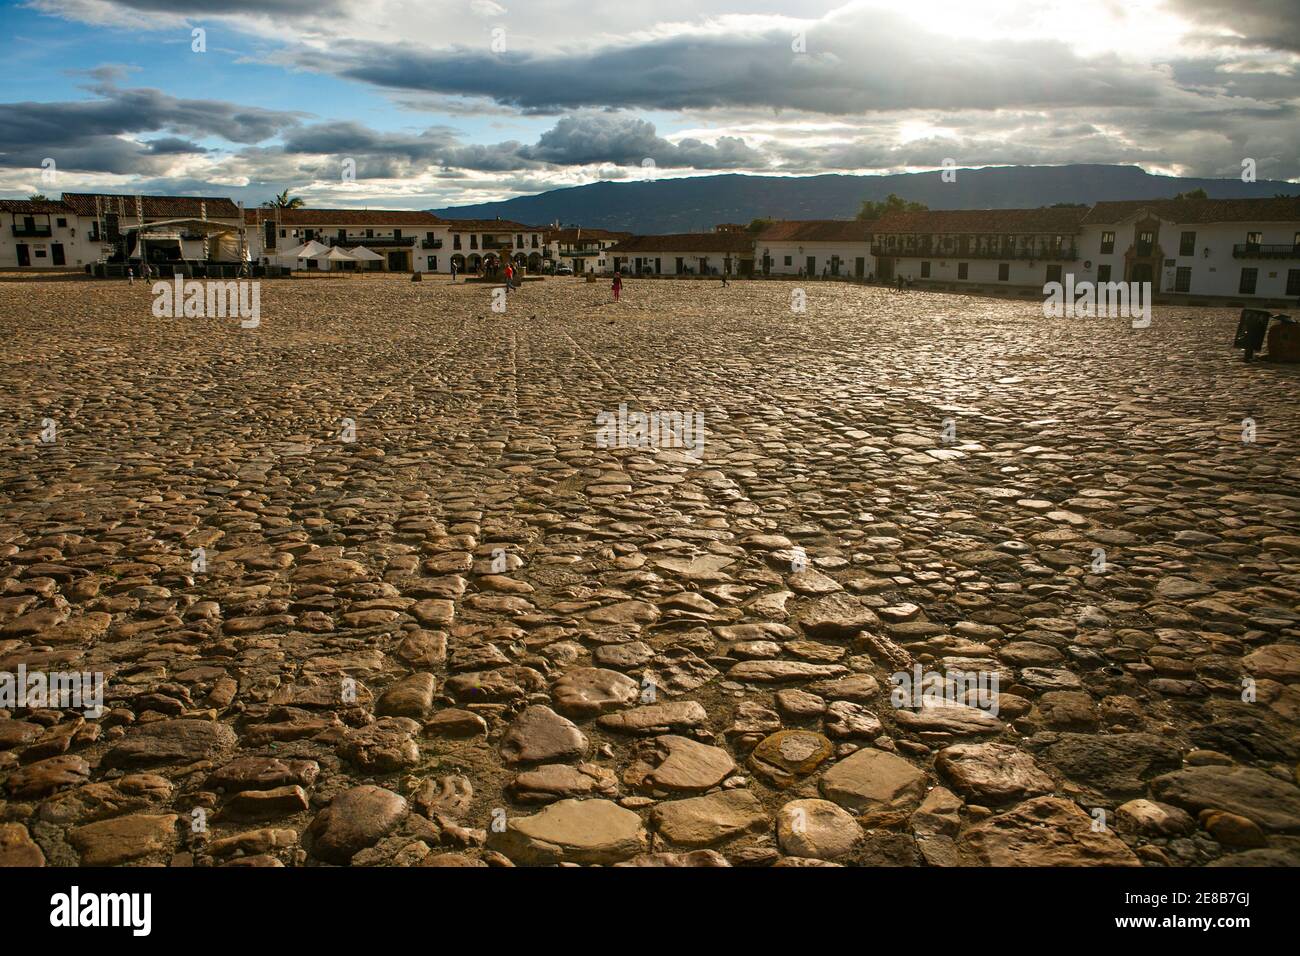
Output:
[1076, 197, 1300, 302]
[247, 207, 450, 272]
[544, 227, 632, 274]
[755, 219, 875, 277]
[1, 193, 247, 270]
[606, 232, 755, 276]
[0, 199, 80, 268]
[870, 206, 1089, 291]
[445, 219, 547, 275]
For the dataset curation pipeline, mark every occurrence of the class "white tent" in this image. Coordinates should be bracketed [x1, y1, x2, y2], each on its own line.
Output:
[313, 246, 358, 271]
[267, 239, 329, 271]
[292, 240, 330, 259]
[347, 246, 385, 261]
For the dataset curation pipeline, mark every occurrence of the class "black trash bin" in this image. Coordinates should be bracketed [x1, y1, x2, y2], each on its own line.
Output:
[1234, 308, 1271, 361]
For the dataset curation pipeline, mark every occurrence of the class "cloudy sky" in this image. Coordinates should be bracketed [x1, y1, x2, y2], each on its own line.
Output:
[0, 0, 1297, 208]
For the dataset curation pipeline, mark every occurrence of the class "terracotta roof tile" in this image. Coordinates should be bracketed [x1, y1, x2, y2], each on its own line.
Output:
[1081, 196, 1300, 225]
[757, 220, 873, 242]
[444, 218, 544, 232]
[0, 199, 74, 215]
[60, 193, 241, 219]
[544, 228, 632, 243]
[872, 207, 1088, 235]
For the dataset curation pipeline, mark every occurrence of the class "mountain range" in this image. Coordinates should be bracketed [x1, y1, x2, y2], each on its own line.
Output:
[432, 164, 1300, 233]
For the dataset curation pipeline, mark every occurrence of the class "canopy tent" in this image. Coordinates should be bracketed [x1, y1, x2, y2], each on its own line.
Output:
[279, 239, 328, 260]
[312, 246, 359, 271]
[347, 246, 385, 261]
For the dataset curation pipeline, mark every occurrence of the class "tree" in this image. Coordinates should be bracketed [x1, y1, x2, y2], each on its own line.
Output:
[1173, 188, 1208, 200]
[263, 189, 305, 209]
[748, 217, 774, 234]
[1049, 202, 1087, 208]
[27, 193, 49, 201]
[857, 193, 927, 221]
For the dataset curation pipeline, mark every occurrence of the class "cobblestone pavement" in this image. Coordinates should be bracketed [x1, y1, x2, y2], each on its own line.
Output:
[1, 276, 1298, 867]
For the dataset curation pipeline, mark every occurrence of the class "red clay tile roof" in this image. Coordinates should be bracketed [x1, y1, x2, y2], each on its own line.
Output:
[0, 199, 74, 214]
[245, 207, 446, 226]
[61, 193, 241, 219]
[757, 219, 873, 242]
[607, 233, 756, 254]
[1081, 196, 1300, 225]
[445, 219, 544, 232]
[871, 207, 1089, 235]
[544, 227, 633, 243]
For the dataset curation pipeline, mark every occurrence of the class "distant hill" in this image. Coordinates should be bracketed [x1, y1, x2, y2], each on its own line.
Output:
[433, 164, 1300, 233]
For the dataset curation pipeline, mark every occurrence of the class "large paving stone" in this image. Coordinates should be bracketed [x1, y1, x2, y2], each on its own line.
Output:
[488, 798, 648, 864]
[820, 748, 927, 812]
[650, 790, 768, 847]
[1151, 766, 1300, 831]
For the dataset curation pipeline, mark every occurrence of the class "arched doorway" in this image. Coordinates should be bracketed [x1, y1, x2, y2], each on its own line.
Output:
[467, 254, 482, 273]
[451, 254, 466, 272]
[527, 252, 542, 271]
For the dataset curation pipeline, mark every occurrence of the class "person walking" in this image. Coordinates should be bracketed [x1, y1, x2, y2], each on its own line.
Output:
[450, 261, 457, 283]
[504, 262, 514, 291]
[612, 270, 622, 302]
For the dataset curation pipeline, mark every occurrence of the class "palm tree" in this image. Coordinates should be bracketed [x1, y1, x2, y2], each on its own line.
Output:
[263, 188, 305, 210]
[27, 193, 49, 202]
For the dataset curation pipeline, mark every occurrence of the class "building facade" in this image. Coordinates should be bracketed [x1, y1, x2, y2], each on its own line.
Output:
[544, 228, 632, 274]
[0, 199, 79, 269]
[444, 219, 547, 274]
[606, 233, 755, 276]
[1, 194, 246, 269]
[755, 220, 875, 277]
[1077, 197, 1300, 301]
[870, 206, 1089, 289]
[247, 208, 449, 272]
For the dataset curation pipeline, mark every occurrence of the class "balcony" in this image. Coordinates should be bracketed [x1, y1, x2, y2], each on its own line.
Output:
[1233, 243, 1300, 259]
[12, 225, 53, 238]
[872, 241, 1078, 261]
[421, 239, 444, 250]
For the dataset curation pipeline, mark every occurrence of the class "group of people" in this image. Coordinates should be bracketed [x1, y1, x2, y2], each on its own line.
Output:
[449, 257, 526, 285]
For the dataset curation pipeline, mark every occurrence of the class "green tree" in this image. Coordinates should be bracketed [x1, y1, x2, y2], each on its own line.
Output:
[747, 217, 774, 234]
[1173, 188, 1208, 200]
[857, 193, 927, 221]
[263, 188, 305, 209]
[27, 193, 49, 201]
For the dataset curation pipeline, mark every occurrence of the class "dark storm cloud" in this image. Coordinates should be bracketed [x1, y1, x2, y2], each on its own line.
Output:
[322, 9, 1166, 116]
[519, 115, 763, 168]
[141, 136, 208, 154]
[278, 114, 765, 172]
[0, 83, 302, 173]
[1166, 0, 1300, 53]
[281, 121, 538, 171]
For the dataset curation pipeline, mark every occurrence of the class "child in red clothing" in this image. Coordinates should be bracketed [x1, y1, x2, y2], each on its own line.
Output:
[612, 271, 622, 302]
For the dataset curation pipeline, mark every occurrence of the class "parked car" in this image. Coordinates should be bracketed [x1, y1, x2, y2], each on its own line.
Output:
[554, 265, 574, 276]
